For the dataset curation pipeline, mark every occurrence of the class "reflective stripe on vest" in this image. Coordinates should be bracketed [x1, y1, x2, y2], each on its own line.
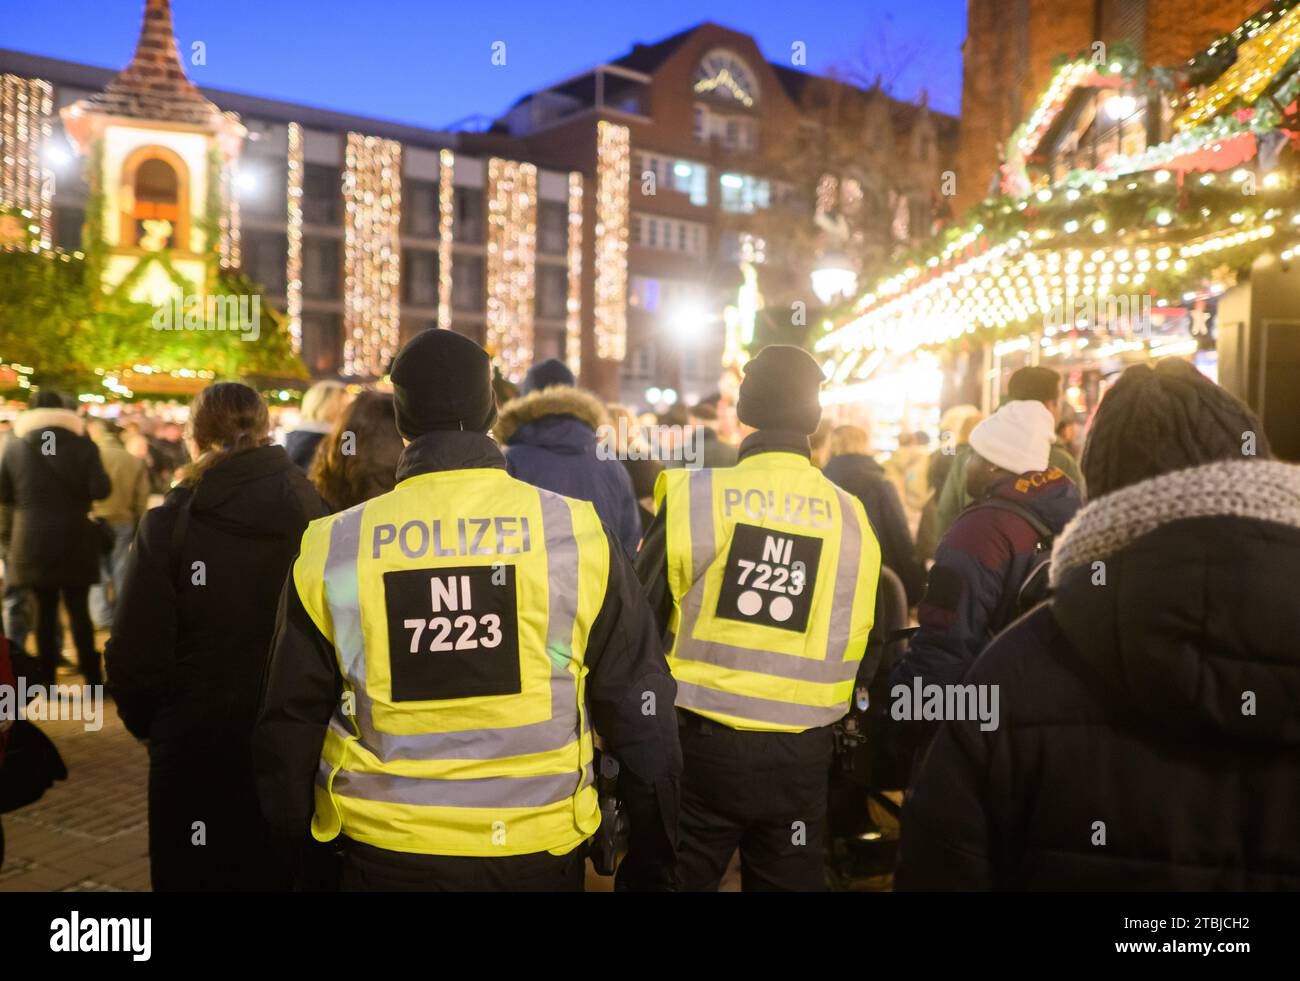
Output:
[297, 469, 605, 857]
[657, 452, 881, 733]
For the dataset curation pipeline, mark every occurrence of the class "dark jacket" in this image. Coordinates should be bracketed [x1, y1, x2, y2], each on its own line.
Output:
[823, 452, 927, 605]
[898, 459, 1300, 889]
[0, 408, 111, 588]
[105, 444, 328, 890]
[893, 466, 1081, 697]
[253, 429, 682, 890]
[284, 425, 331, 472]
[936, 441, 1085, 537]
[496, 386, 642, 556]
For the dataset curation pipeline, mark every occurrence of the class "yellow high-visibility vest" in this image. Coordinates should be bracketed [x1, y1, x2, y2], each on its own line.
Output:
[293, 467, 607, 856]
[655, 451, 881, 733]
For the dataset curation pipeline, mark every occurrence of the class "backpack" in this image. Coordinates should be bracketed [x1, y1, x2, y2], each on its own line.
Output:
[967, 497, 1055, 629]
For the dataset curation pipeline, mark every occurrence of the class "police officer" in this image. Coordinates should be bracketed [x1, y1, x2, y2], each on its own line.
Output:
[255, 329, 680, 891]
[636, 345, 881, 890]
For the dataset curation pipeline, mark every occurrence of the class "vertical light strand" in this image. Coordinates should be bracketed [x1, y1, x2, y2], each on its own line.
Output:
[285, 122, 304, 353]
[342, 132, 403, 377]
[437, 148, 455, 329]
[0, 75, 54, 249]
[594, 120, 629, 361]
[220, 111, 241, 269]
[485, 157, 537, 382]
[565, 171, 584, 377]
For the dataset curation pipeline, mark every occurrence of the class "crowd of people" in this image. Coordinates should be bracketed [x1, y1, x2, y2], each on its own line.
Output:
[0, 333, 1296, 891]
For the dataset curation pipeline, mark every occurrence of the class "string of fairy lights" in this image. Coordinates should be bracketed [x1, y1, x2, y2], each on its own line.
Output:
[284, 121, 304, 354]
[0, 74, 54, 250]
[342, 133, 402, 378]
[565, 171, 585, 377]
[219, 110, 242, 269]
[593, 120, 630, 362]
[485, 157, 538, 382]
[437, 148, 455, 330]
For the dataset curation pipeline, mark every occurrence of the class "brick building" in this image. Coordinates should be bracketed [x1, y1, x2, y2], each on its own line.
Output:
[956, 0, 1263, 214]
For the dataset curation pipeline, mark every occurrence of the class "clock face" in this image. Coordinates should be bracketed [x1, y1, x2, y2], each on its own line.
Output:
[693, 49, 758, 107]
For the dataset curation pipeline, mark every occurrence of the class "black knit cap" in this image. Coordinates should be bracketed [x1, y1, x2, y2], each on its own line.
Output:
[737, 344, 824, 435]
[1081, 358, 1270, 498]
[389, 328, 497, 439]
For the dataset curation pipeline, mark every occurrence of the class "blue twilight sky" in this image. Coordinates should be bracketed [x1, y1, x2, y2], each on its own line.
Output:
[3, 0, 966, 129]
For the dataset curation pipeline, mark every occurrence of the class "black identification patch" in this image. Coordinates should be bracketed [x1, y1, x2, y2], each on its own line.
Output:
[384, 564, 521, 702]
[715, 523, 822, 633]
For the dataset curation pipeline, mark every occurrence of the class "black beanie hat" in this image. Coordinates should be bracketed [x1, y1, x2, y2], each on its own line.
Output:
[521, 357, 575, 395]
[737, 345, 824, 435]
[1081, 358, 1270, 498]
[389, 329, 497, 439]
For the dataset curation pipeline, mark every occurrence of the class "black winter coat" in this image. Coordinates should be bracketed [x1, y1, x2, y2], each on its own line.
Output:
[823, 452, 927, 605]
[105, 445, 328, 891]
[897, 460, 1300, 890]
[0, 408, 111, 589]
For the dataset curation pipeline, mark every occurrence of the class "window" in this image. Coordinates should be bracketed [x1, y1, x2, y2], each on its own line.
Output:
[693, 105, 756, 151]
[122, 147, 187, 250]
[302, 165, 341, 225]
[301, 312, 342, 375]
[719, 173, 771, 214]
[241, 156, 287, 219]
[631, 213, 706, 256]
[454, 187, 483, 243]
[631, 276, 704, 315]
[302, 237, 340, 299]
[54, 206, 83, 252]
[452, 253, 484, 311]
[536, 265, 567, 319]
[637, 152, 708, 205]
[243, 231, 288, 295]
[538, 200, 568, 254]
[402, 248, 439, 306]
[403, 178, 439, 239]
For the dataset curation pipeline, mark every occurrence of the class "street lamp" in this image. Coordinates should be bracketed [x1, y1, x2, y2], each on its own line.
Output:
[811, 250, 857, 306]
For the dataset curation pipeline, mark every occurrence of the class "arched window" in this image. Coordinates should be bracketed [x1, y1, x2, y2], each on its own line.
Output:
[121, 146, 190, 251]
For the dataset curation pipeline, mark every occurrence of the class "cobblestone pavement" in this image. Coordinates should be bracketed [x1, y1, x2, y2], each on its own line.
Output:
[1, 681, 151, 892]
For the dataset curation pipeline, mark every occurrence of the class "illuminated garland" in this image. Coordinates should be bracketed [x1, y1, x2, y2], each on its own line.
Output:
[1176, 3, 1300, 131]
[565, 171, 584, 377]
[437, 148, 454, 329]
[593, 120, 630, 362]
[485, 157, 537, 382]
[285, 121, 304, 354]
[0, 74, 54, 250]
[218, 111, 241, 269]
[342, 133, 402, 378]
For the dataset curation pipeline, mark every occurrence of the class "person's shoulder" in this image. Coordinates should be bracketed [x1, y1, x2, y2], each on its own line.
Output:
[963, 603, 1097, 718]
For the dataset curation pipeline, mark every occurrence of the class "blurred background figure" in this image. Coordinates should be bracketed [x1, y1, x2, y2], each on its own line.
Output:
[496, 359, 641, 555]
[809, 417, 835, 469]
[605, 403, 662, 534]
[684, 397, 737, 469]
[0, 391, 110, 687]
[309, 390, 403, 512]
[915, 405, 982, 564]
[824, 424, 927, 606]
[1055, 410, 1081, 460]
[106, 382, 328, 891]
[87, 418, 150, 631]
[883, 431, 931, 537]
[285, 380, 350, 472]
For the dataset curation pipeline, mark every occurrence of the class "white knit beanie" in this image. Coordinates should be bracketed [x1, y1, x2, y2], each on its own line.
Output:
[968, 400, 1055, 475]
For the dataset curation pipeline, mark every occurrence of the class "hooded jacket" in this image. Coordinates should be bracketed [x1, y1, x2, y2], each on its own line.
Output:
[0, 407, 111, 588]
[894, 465, 1081, 697]
[897, 460, 1300, 889]
[496, 385, 642, 555]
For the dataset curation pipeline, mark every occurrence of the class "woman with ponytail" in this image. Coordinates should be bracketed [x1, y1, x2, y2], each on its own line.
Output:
[106, 383, 328, 891]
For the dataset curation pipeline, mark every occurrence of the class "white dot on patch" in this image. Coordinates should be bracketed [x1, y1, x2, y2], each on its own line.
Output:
[769, 595, 793, 622]
[738, 590, 762, 616]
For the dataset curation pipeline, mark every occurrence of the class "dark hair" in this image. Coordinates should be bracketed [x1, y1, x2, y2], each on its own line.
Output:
[183, 382, 270, 485]
[689, 401, 718, 423]
[1081, 358, 1270, 498]
[31, 389, 70, 410]
[310, 390, 403, 511]
[1007, 366, 1061, 405]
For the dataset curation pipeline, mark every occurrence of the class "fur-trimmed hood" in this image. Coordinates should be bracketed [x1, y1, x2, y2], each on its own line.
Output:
[14, 407, 85, 438]
[494, 385, 607, 446]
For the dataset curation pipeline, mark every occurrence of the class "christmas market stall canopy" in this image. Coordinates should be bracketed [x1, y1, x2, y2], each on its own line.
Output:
[816, 0, 1300, 386]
